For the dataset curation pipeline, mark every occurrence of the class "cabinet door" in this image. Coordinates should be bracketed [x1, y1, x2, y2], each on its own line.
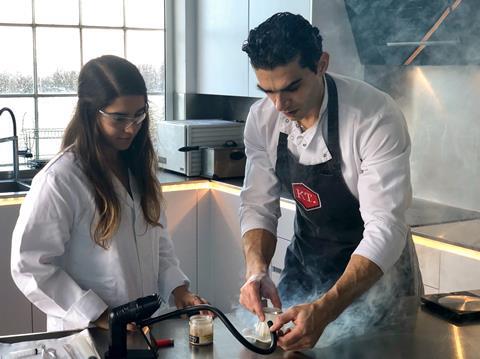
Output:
[270, 237, 290, 285]
[204, 189, 245, 312]
[278, 203, 296, 240]
[414, 242, 440, 290]
[196, 0, 249, 96]
[32, 306, 47, 333]
[248, 0, 312, 97]
[439, 251, 480, 293]
[0, 204, 33, 335]
[163, 190, 198, 293]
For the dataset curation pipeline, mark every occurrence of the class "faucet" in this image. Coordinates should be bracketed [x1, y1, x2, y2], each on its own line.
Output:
[0, 107, 19, 181]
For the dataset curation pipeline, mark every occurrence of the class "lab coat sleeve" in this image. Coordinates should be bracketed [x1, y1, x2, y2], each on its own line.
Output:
[157, 210, 190, 305]
[11, 171, 107, 329]
[353, 97, 412, 273]
[239, 107, 282, 237]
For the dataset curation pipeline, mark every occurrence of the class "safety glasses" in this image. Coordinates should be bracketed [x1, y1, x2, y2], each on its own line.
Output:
[98, 104, 148, 130]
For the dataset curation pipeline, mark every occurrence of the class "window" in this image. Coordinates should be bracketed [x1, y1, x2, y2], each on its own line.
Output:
[0, 0, 166, 169]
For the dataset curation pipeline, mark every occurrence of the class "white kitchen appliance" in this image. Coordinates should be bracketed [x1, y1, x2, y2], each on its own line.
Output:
[156, 119, 245, 176]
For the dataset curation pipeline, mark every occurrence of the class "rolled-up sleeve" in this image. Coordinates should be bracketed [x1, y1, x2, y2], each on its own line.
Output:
[11, 171, 107, 330]
[157, 211, 190, 305]
[353, 99, 412, 273]
[239, 107, 282, 237]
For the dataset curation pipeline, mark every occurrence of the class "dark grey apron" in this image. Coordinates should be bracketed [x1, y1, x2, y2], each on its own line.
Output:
[275, 73, 422, 346]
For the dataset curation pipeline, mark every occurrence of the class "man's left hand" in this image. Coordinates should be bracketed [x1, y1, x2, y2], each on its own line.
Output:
[269, 299, 333, 351]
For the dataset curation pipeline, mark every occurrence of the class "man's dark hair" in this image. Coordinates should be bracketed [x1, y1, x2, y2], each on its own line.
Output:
[242, 12, 323, 73]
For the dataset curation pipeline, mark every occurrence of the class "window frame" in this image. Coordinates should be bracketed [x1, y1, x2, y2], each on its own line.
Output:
[0, 0, 168, 165]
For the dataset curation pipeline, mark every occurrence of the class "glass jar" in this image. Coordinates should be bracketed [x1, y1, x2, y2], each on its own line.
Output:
[189, 315, 213, 346]
[263, 307, 282, 324]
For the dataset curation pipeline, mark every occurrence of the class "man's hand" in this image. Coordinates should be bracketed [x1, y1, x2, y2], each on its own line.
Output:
[239, 272, 282, 322]
[269, 298, 333, 351]
[269, 255, 384, 350]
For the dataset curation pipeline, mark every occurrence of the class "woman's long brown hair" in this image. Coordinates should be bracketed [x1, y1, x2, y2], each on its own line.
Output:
[62, 55, 162, 249]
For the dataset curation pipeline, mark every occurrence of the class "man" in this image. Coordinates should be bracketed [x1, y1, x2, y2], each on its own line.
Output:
[239, 12, 422, 351]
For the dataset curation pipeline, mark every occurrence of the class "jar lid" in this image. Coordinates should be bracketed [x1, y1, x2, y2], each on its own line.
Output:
[189, 314, 213, 324]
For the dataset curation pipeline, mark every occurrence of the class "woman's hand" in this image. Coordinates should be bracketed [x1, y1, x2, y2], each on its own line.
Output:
[172, 285, 212, 316]
[93, 309, 137, 331]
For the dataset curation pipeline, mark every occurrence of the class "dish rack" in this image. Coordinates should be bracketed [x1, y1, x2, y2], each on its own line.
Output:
[20, 128, 64, 169]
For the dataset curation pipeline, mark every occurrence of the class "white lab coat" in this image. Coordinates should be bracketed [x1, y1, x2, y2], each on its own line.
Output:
[11, 150, 189, 331]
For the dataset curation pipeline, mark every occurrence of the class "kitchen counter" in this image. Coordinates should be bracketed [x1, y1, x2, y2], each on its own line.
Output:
[1, 297, 479, 358]
[219, 177, 480, 227]
[3, 169, 480, 251]
[407, 198, 480, 227]
[412, 219, 480, 252]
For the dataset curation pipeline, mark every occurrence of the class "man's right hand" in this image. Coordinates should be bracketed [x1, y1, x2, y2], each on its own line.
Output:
[239, 272, 282, 322]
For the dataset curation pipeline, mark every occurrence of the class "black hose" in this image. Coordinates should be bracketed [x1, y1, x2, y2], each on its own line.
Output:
[138, 304, 278, 355]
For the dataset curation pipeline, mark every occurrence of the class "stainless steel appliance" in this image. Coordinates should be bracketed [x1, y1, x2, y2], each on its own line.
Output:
[421, 290, 480, 323]
[201, 143, 246, 179]
[156, 120, 244, 176]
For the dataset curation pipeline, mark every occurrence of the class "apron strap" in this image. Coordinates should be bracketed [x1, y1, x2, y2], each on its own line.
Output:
[325, 73, 342, 174]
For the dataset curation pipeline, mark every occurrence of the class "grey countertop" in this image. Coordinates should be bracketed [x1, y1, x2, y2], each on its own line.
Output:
[2, 297, 480, 358]
[412, 219, 480, 251]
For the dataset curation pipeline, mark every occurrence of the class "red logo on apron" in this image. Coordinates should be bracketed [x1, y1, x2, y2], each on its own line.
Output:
[292, 183, 321, 211]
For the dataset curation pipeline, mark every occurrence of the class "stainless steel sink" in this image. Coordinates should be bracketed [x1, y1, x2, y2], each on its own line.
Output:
[0, 180, 31, 195]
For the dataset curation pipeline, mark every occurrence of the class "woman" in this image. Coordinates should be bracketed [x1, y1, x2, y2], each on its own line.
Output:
[11, 55, 207, 331]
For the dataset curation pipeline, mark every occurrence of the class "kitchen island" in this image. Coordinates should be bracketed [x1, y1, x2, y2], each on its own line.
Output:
[1, 297, 479, 358]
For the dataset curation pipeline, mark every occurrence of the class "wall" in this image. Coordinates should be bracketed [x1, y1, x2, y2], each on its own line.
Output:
[311, 0, 364, 80]
[183, 1, 480, 213]
[185, 94, 257, 123]
[170, 0, 197, 120]
[189, 64, 480, 215]
[365, 65, 480, 212]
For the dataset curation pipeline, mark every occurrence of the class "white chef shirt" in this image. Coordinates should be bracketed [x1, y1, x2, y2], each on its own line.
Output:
[239, 72, 412, 273]
[11, 150, 189, 331]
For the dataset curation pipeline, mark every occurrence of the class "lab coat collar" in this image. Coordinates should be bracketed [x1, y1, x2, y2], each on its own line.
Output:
[111, 169, 141, 209]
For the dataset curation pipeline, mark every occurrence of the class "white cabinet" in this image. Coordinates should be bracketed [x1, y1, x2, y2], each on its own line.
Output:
[439, 251, 480, 293]
[277, 204, 296, 241]
[195, 0, 249, 96]
[195, 0, 311, 97]
[0, 203, 33, 336]
[199, 189, 245, 312]
[413, 236, 480, 294]
[32, 306, 46, 333]
[163, 190, 199, 293]
[248, 0, 312, 98]
[414, 242, 441, 292]
[270, 237, 290, 285]
[197, 193, 297, 305]
[194, 0, 363, 96]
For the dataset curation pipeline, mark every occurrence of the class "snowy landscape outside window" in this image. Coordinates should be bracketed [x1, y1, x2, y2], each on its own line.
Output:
[0, 0, 165, 169]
